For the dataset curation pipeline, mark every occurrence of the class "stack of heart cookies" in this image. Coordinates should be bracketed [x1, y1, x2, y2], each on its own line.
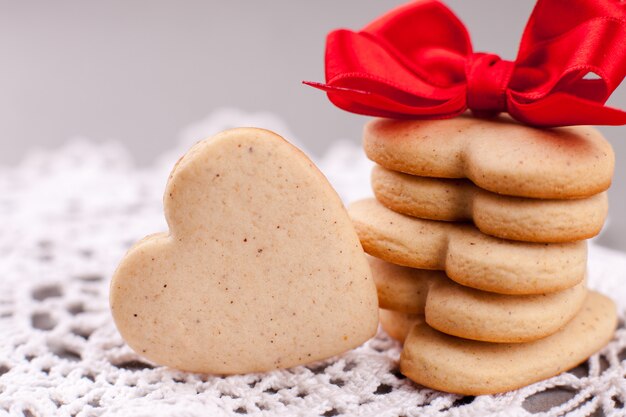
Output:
[349, 115, 619, 395]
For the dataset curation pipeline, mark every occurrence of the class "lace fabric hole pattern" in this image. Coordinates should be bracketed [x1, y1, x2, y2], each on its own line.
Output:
[0, 110, 625, 417]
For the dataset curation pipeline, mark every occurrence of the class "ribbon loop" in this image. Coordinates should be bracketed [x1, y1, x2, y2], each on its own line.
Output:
[465, 53, 514, 116]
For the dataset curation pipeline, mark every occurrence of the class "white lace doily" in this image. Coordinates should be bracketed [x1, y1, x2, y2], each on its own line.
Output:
[1, 109, 625, 417]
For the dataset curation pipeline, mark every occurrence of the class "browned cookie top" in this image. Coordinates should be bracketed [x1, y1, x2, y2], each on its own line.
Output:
[364, 115, 614, 199]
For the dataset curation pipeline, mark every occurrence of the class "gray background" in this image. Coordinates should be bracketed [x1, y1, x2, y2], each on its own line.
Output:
[1, 0, 625, 251]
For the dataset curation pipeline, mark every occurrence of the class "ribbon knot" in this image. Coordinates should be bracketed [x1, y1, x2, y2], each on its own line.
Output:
[305, 0, 626, 127]
[465, 53, 514, 116]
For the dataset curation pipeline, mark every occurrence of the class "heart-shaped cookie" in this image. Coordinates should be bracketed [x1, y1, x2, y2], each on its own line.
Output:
[110, 128, 379, 374]
[400, 291, 617, 395]
[364, 115, 614, 199]
[369, 256, 587, 343]
[350, 199, 587, 295]
[371, 165, 608, 243]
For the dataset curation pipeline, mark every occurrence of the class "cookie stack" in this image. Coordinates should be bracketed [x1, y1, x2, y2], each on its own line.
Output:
[349, 115, 618, 395]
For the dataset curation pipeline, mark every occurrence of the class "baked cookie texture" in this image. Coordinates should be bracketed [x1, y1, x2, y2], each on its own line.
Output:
[371, 165, 608, 243]
[400, 292, 617, 396]
[354, 115, 616, 395]
[350, 198, 587, 295]
[110, 128, 378, 374]
[369, 256, 588, 343]
[379, 309, 422, 343]
[364, 115, 614, 199]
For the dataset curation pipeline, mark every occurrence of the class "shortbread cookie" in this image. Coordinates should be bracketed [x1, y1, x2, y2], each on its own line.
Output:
[379, 309, 422, 343]
[369, 255, 435, 314]
[372, 165, 608, 243]
[364, 115, 614, 199]
[400, 291, 617, 395]
[111, 128, 379, 374]
[350, 199, 587, 295]
[370, 256, 587, 343]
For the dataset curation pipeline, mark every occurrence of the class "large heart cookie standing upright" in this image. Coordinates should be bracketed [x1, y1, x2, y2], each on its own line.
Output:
[110, 128, 378, 374]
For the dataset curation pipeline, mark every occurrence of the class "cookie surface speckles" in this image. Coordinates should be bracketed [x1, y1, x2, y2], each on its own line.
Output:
[400, 292, 617, 396]
[110, 128, 379, 374]
[372, 165, 608, 243]
[364, 115, 614, 199]
[350, 199, 587, 295]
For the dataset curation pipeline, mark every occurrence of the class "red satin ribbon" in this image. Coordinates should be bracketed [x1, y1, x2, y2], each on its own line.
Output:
[305, 0, 626, 127]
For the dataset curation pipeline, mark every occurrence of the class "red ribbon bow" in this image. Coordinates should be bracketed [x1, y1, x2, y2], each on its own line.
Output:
[305, 0, 626, 126]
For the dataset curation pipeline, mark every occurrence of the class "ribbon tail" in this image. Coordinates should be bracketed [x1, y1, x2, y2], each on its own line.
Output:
[303, 81, 466, 118]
